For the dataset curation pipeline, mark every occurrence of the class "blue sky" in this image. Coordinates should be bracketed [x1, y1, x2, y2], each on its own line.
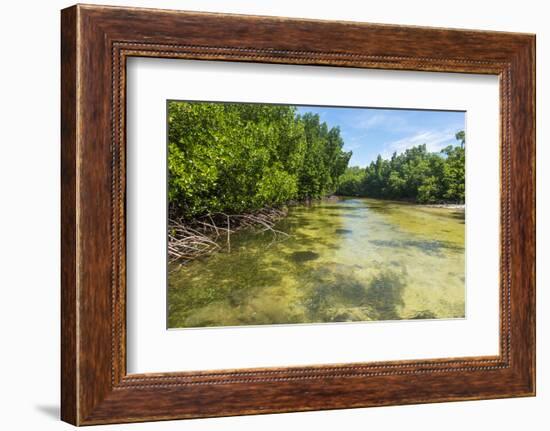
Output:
[296, 106, 465, 167]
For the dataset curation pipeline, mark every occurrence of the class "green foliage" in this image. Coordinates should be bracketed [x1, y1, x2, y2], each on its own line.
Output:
[336, 132, 465, 204]
[168, 102, 351, 218]
[296, 113, 351, 200]
[334, 166, 364, 196]
[168, 100, 464, 216]
[455, 130, 465, 147]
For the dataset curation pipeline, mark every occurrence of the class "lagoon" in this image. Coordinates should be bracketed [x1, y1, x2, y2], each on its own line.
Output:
[168, 197, 465, 328]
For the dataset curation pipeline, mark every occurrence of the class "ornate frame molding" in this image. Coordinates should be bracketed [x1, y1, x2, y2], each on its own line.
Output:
[61, 5, 535, 425]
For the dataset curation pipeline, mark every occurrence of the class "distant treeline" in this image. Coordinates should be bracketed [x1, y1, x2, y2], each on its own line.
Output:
[168, 102, 351, 219]
[336, 134, 465, 204]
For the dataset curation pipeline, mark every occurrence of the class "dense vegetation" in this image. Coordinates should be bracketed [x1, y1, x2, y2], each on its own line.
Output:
[168, 101, 465, 218]
[168, 102, 351, 219]
[336, 133, 465, 204]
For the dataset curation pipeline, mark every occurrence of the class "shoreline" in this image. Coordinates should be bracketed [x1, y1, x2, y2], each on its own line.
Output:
[422, 203, 465, 210]
[169, 196, 464, 267]
[332, 195, 465, 210]
[168, 207, 290, 266]
[168, 195, 338, 266]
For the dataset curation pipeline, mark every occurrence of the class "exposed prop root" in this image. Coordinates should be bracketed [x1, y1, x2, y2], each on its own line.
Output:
[168, 207, 289, 266]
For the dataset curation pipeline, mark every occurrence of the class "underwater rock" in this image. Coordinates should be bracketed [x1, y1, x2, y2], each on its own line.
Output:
[410, 310, 437, 320]
[289, 250, 320, 263]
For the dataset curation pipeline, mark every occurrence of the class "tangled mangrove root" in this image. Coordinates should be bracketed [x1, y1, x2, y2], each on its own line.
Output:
[168, 221, 222, 264]
[168, 207, 290, 266]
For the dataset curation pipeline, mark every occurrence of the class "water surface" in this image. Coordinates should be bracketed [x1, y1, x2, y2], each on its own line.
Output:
[168, 198, 465, 328]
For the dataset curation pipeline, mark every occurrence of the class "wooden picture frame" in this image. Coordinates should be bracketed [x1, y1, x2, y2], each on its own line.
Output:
[61, 4, 535, 425]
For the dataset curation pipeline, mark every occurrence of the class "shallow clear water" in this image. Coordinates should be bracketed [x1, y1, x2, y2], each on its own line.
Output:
[168, 198, 465, 328]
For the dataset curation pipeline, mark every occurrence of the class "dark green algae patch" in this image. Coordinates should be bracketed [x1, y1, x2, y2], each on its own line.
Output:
[168, 197, 465, 328]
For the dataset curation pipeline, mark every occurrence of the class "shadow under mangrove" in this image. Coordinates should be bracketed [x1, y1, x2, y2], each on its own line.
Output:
[334, 228, 353, 235]
[370, 238, 463, 256]
[305, 269, 406, 322]
[288, 250, 320, 263]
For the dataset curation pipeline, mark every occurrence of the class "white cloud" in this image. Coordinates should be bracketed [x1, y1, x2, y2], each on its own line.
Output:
[351, 112, 409, 132]
[358, 113, 387, 129]
[380, 129, 459, 159]
[342, 134, 366, 151]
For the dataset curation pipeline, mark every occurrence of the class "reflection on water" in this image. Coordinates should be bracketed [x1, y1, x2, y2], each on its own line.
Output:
[168, 198, 465, 328]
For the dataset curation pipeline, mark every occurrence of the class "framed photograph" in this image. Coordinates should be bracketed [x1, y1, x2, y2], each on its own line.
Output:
[61, 4, 535, 425]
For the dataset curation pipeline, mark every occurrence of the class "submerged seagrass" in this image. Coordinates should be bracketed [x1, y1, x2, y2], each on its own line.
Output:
[167, 101, 466, 328]
[168, 197, 465, 328]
